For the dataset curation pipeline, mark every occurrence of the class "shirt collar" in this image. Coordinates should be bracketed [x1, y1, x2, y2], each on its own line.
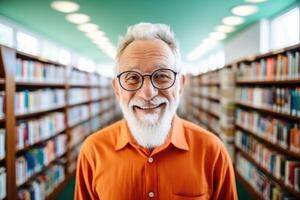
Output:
[115, 115, 189, 151]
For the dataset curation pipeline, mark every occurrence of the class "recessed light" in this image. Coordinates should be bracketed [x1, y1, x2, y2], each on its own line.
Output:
[202, 38, 218, 46]
[66, 13, 90, 24]
[85, 30, 105, 39]
[51, 1, 80, 13]
[222, 16, 245, 26]
[209, 32, 227, 40]
[216, 25, 235, 33]
[77, 23, 99, 32]
[244, 0, 268, 3]
[231, 5, 259, 16]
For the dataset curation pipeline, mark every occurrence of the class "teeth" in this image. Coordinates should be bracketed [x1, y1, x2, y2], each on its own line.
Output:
[138, 104, 160, 109]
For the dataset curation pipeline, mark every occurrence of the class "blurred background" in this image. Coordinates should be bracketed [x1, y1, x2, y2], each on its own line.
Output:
[0, 0, 299, 199]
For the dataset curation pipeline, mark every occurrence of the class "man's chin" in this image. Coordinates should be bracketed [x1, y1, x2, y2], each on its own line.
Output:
[134, 113, 161, 126]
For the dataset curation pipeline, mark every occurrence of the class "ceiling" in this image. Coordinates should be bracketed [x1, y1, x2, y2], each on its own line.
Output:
[0, 0, 298, 64]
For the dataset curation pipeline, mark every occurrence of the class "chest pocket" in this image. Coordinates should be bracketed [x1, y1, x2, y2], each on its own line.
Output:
[173, 193, 208, 200]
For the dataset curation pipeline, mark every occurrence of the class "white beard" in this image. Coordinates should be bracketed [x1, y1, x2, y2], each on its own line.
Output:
[119, 92, 180, 149]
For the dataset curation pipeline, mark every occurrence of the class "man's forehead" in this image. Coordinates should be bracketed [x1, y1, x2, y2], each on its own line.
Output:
[119, 64, 175, 73]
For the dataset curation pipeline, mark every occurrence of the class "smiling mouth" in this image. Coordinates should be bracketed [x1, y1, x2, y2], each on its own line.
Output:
[133, 103, 165, 110]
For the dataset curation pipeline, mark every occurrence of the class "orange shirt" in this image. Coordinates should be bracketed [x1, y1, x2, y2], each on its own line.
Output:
[75, 115, 238, 200]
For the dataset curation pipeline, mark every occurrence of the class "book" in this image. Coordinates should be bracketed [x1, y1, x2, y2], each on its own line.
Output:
[15, 89, 65, 115]
[15, 58, 65, 83]
[0, 167, 6, 200]
[0, 129, 5, 160]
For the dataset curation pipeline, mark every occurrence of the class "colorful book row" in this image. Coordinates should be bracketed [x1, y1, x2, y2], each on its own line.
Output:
[237, 51, 300, 80]
[17, 164, 65, 200]
[16, 135, 67, 186]
[15, 58, 65, 83]
[236, 87, 300, 117]
[15, 89, 65, 115]
[236, 108, 300, 153]
[236, 130, 300, 191]
[16, 112, 65, 151]
[236, 153, 299, 200]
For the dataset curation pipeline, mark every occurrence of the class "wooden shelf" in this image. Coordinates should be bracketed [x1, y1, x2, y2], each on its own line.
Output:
[235, 169, 264, 200]
[235, 145, 300, 199]
[235, 124, 300, 160]
[16, 51, 66, 67]
[68, 84, 91, 88]
[198, 106, 220, 119]
[15, 81, 65, 88]
[198, 82, 220, 86]
[68, 99, 91, 107]
[236, 101, 300, 121]
[197, 94, 220, 102]
[16, 129, 66, 155]
[17, 152, 67, 188]
[0, 78, 4, 84]
[236, 79, 300, 85]
[16, 105, 65, 119]
[0, 117, 5, 123]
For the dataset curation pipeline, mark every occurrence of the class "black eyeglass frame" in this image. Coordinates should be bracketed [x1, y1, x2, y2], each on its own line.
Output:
[116, 68, 179, 91]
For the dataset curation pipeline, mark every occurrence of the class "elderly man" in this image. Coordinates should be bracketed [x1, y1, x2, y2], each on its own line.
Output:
[75, 23, 237, 200]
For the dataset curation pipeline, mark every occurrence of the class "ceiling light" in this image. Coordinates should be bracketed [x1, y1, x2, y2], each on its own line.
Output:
[77, 23, 99, 32]
[244, 0, 268, 3]
[66, 13, 90, 24]
[222, 16, 245, 26]
[216, 25, 235, 33]
[231, 5, 259, 16]
[51, 1, 80, 13]
[209, 32, 227, 40]
[85, 30, 105, 39]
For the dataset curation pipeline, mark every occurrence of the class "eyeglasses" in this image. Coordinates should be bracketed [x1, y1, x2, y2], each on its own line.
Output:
[117, 68, 178, 91]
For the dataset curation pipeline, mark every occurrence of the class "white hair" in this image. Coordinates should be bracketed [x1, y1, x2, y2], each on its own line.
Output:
[115, 22, 181, 73]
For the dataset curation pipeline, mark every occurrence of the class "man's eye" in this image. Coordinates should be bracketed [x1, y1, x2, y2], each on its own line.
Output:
[125, 75, 140, 83]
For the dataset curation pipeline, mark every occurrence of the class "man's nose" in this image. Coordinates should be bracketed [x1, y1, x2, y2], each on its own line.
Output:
[137, 77, 158, 101]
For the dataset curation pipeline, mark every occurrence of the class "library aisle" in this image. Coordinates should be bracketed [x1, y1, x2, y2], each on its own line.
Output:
[0, 0, 299, 200]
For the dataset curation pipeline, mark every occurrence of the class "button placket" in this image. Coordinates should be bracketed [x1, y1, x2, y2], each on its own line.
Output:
[145, 156, 157, 199]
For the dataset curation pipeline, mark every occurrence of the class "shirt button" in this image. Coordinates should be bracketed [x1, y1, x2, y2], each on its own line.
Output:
[148, 191, 155, 198]
[148, 157, 154, 163]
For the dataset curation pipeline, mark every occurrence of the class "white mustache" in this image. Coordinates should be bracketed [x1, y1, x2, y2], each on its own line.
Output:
[129, 96, 168, 109]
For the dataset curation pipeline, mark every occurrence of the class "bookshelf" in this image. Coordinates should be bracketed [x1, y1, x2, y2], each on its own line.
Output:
[186, 66, 236, 160]
[187, 70, 222, 137]
[0, 45, 119, 200]
[234, 44, 300, 199]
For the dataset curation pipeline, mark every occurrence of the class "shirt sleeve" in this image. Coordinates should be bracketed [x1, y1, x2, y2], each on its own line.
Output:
[211, 145, 238, 200]
[74, 150, 98, 200]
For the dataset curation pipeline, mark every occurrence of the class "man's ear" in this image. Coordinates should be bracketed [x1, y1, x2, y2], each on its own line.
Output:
[112, 78, 121, 101]
[179, 74, 186, 94]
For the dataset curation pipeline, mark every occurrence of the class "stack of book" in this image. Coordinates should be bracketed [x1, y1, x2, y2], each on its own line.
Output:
[236, 87, 300, 116]
[15, 58, 65, 83]
[16, 112, 65, 150]
[69, 70, 89, 86]
[90, 88, 101, 101]
[15, 89, 65, 115]
[68, 88, 90, 105]
[69, 122, 91, 151]
[17, 163, 65, 200]
[236, 153, 298, 199]
[91, 115, 102, 132]
[0, 129, 4, 160]
[89, 73, 100, 86]
[90, 102, 101, 117]
[236, 108, 300, 152]
[237, 51, 300, 81]
[67, 105, 90, 127]
[15, 136, 67, 186]
[236, 130, 300, 191]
